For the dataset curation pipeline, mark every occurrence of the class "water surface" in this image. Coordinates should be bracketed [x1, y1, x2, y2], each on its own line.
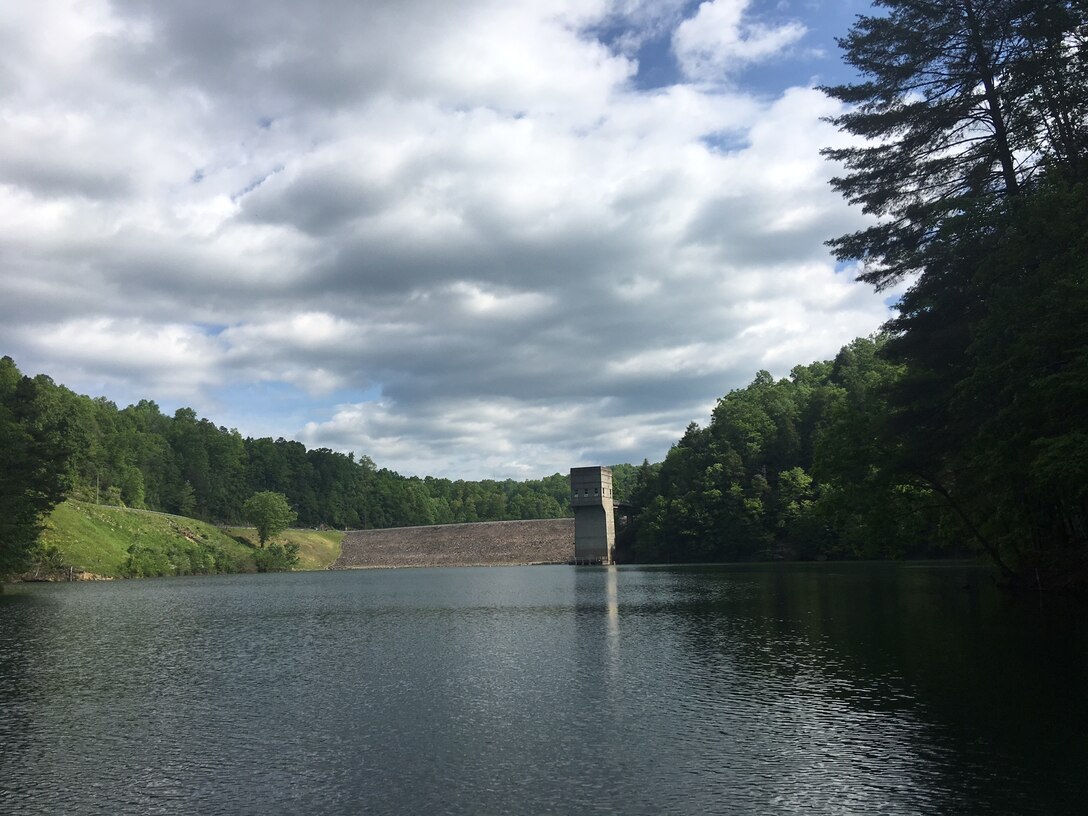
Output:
[1, 563, 1085, 814]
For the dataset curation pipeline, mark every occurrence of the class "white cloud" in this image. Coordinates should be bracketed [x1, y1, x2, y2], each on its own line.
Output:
[11, 317, 227, 400]
[301, 395, 688, 479]
[673, 0, 806, 82]
[0, 0, 886, 479]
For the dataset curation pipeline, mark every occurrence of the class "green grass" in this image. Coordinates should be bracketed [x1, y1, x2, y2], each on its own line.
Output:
[38, 501, 344, 578]
[223, 527, 343, 570]
[41, 501, 255, 576]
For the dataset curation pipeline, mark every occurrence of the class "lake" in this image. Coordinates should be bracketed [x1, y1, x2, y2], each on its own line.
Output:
[1, 563, 1086, 815]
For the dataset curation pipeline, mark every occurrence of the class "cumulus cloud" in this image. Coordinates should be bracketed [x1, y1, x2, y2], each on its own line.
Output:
[673, 0, 807, 81]
[10, 317, 228, 401]
[0, 0, 887, 478]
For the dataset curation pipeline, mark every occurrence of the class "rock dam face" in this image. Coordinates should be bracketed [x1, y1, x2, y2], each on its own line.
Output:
[329, 518, 575, 569]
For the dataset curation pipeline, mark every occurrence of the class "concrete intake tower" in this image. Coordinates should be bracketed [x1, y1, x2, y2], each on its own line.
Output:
[570, 466, 615, 565]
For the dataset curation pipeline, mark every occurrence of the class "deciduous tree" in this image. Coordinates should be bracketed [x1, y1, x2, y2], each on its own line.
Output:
[0, 358, 78, 580]
[243, 491, 297, 547]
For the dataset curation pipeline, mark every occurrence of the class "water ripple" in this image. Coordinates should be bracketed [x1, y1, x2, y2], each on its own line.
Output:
[1, 565, 1085, 815]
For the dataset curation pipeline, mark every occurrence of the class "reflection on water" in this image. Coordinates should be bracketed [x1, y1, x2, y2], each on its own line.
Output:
[1, 563, 1085, 815]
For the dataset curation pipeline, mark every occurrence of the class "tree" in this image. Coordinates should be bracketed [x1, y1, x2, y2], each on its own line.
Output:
[822, 1, 1088, 585]
[937, 179, 1088, 575]
[619, 338, 960, 565]
[243, 491, 297, 547]
[821, 0, 1088, 288]
[810, 337, 947, 560]
[253, 542, 301, 573]
[0, 358, 78, 580]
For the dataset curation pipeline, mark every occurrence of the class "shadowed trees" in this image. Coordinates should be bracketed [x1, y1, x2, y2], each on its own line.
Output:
[820, 0, 1088, 586]
[0, 358, 79, 580]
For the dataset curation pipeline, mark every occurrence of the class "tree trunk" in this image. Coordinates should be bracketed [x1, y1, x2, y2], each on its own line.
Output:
[962, 0, 1020, 195]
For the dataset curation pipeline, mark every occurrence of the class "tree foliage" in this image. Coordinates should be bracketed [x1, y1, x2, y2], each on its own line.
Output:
[243, 491, 298, 547]
[821, 0, 1088, 288]
[0, 358, 80, 579]
[879, 177, 1088, 583]
[821, 0, 1088, 587]
[618, 338, 951, 565]
[253, 542, 301, 573]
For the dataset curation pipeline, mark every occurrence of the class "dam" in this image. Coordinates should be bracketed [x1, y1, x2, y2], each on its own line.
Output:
[330, 518, 575, 569]
[330, 466, 618, 569]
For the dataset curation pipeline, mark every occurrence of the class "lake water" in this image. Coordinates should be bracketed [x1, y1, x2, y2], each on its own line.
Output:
[1, 563, 1086, 815]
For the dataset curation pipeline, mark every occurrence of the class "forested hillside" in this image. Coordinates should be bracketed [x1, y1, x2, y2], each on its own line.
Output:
[622, 0, 1088, 589]
[1, 354, 647, 580]
[618, 336, 951, 564]
[0, 355, 574, 531]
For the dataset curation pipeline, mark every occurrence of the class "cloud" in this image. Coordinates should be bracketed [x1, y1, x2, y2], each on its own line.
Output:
[0, 0, 886, 479]
[10, 317, 228, 401]
[300, 395, 690, 480]
[673, 0, 806, 81]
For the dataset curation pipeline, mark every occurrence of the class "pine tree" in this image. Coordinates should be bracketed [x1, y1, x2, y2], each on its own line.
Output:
[822, 0, 1088, 585]
[821, 0, 1088, 287]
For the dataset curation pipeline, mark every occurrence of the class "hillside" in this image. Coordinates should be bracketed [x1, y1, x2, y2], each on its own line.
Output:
[222, 526, 343, 571]
[32, 501, 342, 580]
[26, 501, 578, 579]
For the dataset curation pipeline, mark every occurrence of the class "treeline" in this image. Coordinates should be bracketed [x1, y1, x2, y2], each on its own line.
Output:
[1, 354, 576, 533]
[622, 0, 1088, 589]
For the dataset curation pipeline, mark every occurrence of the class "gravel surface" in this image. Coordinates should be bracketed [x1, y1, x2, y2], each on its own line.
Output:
[330, 518, 576, 568]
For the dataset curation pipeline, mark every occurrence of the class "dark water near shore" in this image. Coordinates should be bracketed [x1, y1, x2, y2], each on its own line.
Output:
[2, 562, 1086, 815]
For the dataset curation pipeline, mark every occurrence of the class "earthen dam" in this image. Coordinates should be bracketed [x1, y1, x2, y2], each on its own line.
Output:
[329, 518, 576, 569]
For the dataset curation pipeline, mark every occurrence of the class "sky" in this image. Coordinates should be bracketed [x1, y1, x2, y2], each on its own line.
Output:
[1, 0, 892, 480]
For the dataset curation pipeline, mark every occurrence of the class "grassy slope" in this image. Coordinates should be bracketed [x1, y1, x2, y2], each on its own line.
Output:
[222, 527, 344, 571]
[40, 501, 342, 577]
